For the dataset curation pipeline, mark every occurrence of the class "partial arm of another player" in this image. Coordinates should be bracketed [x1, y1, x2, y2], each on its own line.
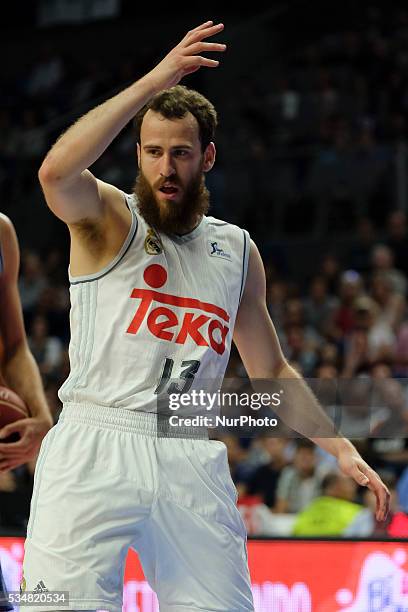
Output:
[38, 21, 226, 227]
[0, 215, 53, 471]
[233, 240, 390, 521]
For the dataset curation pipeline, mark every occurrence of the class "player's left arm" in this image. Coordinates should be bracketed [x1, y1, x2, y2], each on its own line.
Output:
[233, 239, 390, 520]
[0, 214, 52, 471]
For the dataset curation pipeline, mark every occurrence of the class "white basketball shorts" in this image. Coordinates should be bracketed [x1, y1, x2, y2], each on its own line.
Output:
[22, 403, 254, 612]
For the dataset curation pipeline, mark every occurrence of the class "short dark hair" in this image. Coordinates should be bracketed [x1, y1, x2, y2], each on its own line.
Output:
[321, 472, 340, 493]
[134, 85, 217, 152]
[295, 439, 315, 452]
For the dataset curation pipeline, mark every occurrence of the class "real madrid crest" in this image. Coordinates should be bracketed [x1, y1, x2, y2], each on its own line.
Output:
[144, 229, 163, 255]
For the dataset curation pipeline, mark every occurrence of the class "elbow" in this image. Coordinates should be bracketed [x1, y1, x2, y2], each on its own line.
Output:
[38, 158, 62, 186]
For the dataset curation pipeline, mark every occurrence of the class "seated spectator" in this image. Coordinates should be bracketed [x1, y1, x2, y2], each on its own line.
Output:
[18, 251, 48, 321]
[326, 270, 363, 341]
[28, 314, 63, 380]
[370, 272, 405, 332]
[370, 244, 407, 296]
[316, 342, 341, 371]
[394, 322, 408, 377]
[302, 275, 339, 335]
[347, 216, 377, 275]
[274, 439, 323, 513]
[282, 325, 318, 376]
[220, 435, 257, 495]
[386, 210, 408, 277]
[292, 472, 363, 536]
[246, 437, 290, 508]
[352, 295, 396, 364]
[266, 280, 288, 337]
[319, 254, 341, 297]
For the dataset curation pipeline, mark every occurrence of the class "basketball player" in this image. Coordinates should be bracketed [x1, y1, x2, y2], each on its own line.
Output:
[13, 22, 389, 612]
[0, 214, 52, 609]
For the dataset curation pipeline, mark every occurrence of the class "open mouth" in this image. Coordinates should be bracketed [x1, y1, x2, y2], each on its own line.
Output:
[159, 184, 179, 194]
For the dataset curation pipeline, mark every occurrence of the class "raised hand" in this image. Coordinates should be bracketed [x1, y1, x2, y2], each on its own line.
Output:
[148, 21, 226, 90]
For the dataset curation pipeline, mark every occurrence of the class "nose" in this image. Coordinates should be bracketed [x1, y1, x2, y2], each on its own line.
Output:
[159, 153, 176, 179]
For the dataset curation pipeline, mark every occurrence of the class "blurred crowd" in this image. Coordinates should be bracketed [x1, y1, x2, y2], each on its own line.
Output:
[2, 4, 408, 538]
[2, 5, 408, 238]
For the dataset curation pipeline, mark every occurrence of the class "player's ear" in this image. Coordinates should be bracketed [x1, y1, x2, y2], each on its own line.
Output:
[203, 142, 216, 172]
[136, 143, 141, 168]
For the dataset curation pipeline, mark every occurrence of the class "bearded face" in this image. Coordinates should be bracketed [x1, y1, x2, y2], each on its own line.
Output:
[134, 110, 215, 236]
[133, 165, 210, 236]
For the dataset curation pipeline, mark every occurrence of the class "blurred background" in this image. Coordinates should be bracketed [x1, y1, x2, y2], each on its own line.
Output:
[2, 0, 408, 552]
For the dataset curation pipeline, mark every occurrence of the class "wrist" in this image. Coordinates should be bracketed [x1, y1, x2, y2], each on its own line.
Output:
[334, 437, 358, 459]
[134, 73, 164, 99]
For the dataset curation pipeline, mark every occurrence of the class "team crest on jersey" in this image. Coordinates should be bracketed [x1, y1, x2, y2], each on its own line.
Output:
[144, 229, 163, 255]
[209, 241, 231, 260]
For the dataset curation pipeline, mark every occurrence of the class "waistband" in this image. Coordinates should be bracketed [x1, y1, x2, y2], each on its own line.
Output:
[59, 402, 209, 440]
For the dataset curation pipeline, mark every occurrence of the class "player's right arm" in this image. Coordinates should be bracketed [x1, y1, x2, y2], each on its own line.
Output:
[39, 22, 226, 231]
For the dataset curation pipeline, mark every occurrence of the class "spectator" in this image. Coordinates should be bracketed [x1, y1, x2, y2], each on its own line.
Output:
[246, 438, 289, 508]
[347, 217, 377, 274]
[292, 472, 363, 536]
[303, 275, 338, 335]
[352, 295, 396, 364]
[274, 439, 323, 513]
[326, 269, 363, 341]
[386, 210, 408, 277]
[370, 244, 407, 296]
[370, 272, 405, 332]
[28, 314, 63, 380]
[18, 251, 48, 320]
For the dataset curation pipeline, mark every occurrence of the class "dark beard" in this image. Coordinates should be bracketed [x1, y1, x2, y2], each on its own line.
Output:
[133, 168, 210, 235]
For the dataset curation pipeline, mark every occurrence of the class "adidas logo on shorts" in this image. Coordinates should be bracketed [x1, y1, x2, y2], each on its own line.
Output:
[33, 581, 48, 593]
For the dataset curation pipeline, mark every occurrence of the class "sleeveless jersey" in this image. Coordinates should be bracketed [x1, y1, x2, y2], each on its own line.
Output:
[58, 194, 250, 412]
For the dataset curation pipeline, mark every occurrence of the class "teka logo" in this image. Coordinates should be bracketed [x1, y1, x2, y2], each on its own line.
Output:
[209, 241, 231, 260]
[126, 264, 230, 355]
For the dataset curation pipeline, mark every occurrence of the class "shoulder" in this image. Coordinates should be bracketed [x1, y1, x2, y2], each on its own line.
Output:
[0, 214, 18, 255]
[0, 213, 14, 235]
[206, 215, 248, 235]
[205, 215, 250, 261]
[0, 214, 19, 281]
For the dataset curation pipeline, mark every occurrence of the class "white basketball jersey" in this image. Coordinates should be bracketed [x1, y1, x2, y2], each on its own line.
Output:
[58, 193, 250, 412]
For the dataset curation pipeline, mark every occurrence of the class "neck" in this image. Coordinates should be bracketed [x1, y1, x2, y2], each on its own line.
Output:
[173, 214, 203, 236]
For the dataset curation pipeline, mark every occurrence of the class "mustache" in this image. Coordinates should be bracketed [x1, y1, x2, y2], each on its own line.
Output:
[155, 177, 181, 189]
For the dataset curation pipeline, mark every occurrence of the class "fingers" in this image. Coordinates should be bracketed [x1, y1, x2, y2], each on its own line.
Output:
[350, 463, 370, 486]
[183, 22, 225, 47]
[0, 458, 26, 472]
[0, 438, 26, 452]
[371, 481, 391, 522]
[184, 57, 220, 69]
[187, 42, 227, 55]
[0, 419, 26, 440]
[190, 20, 215, 33]
[359, 465, 391, 521]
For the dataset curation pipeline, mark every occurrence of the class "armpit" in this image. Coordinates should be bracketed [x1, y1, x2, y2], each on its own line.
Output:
[69, 217, 107, 256]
